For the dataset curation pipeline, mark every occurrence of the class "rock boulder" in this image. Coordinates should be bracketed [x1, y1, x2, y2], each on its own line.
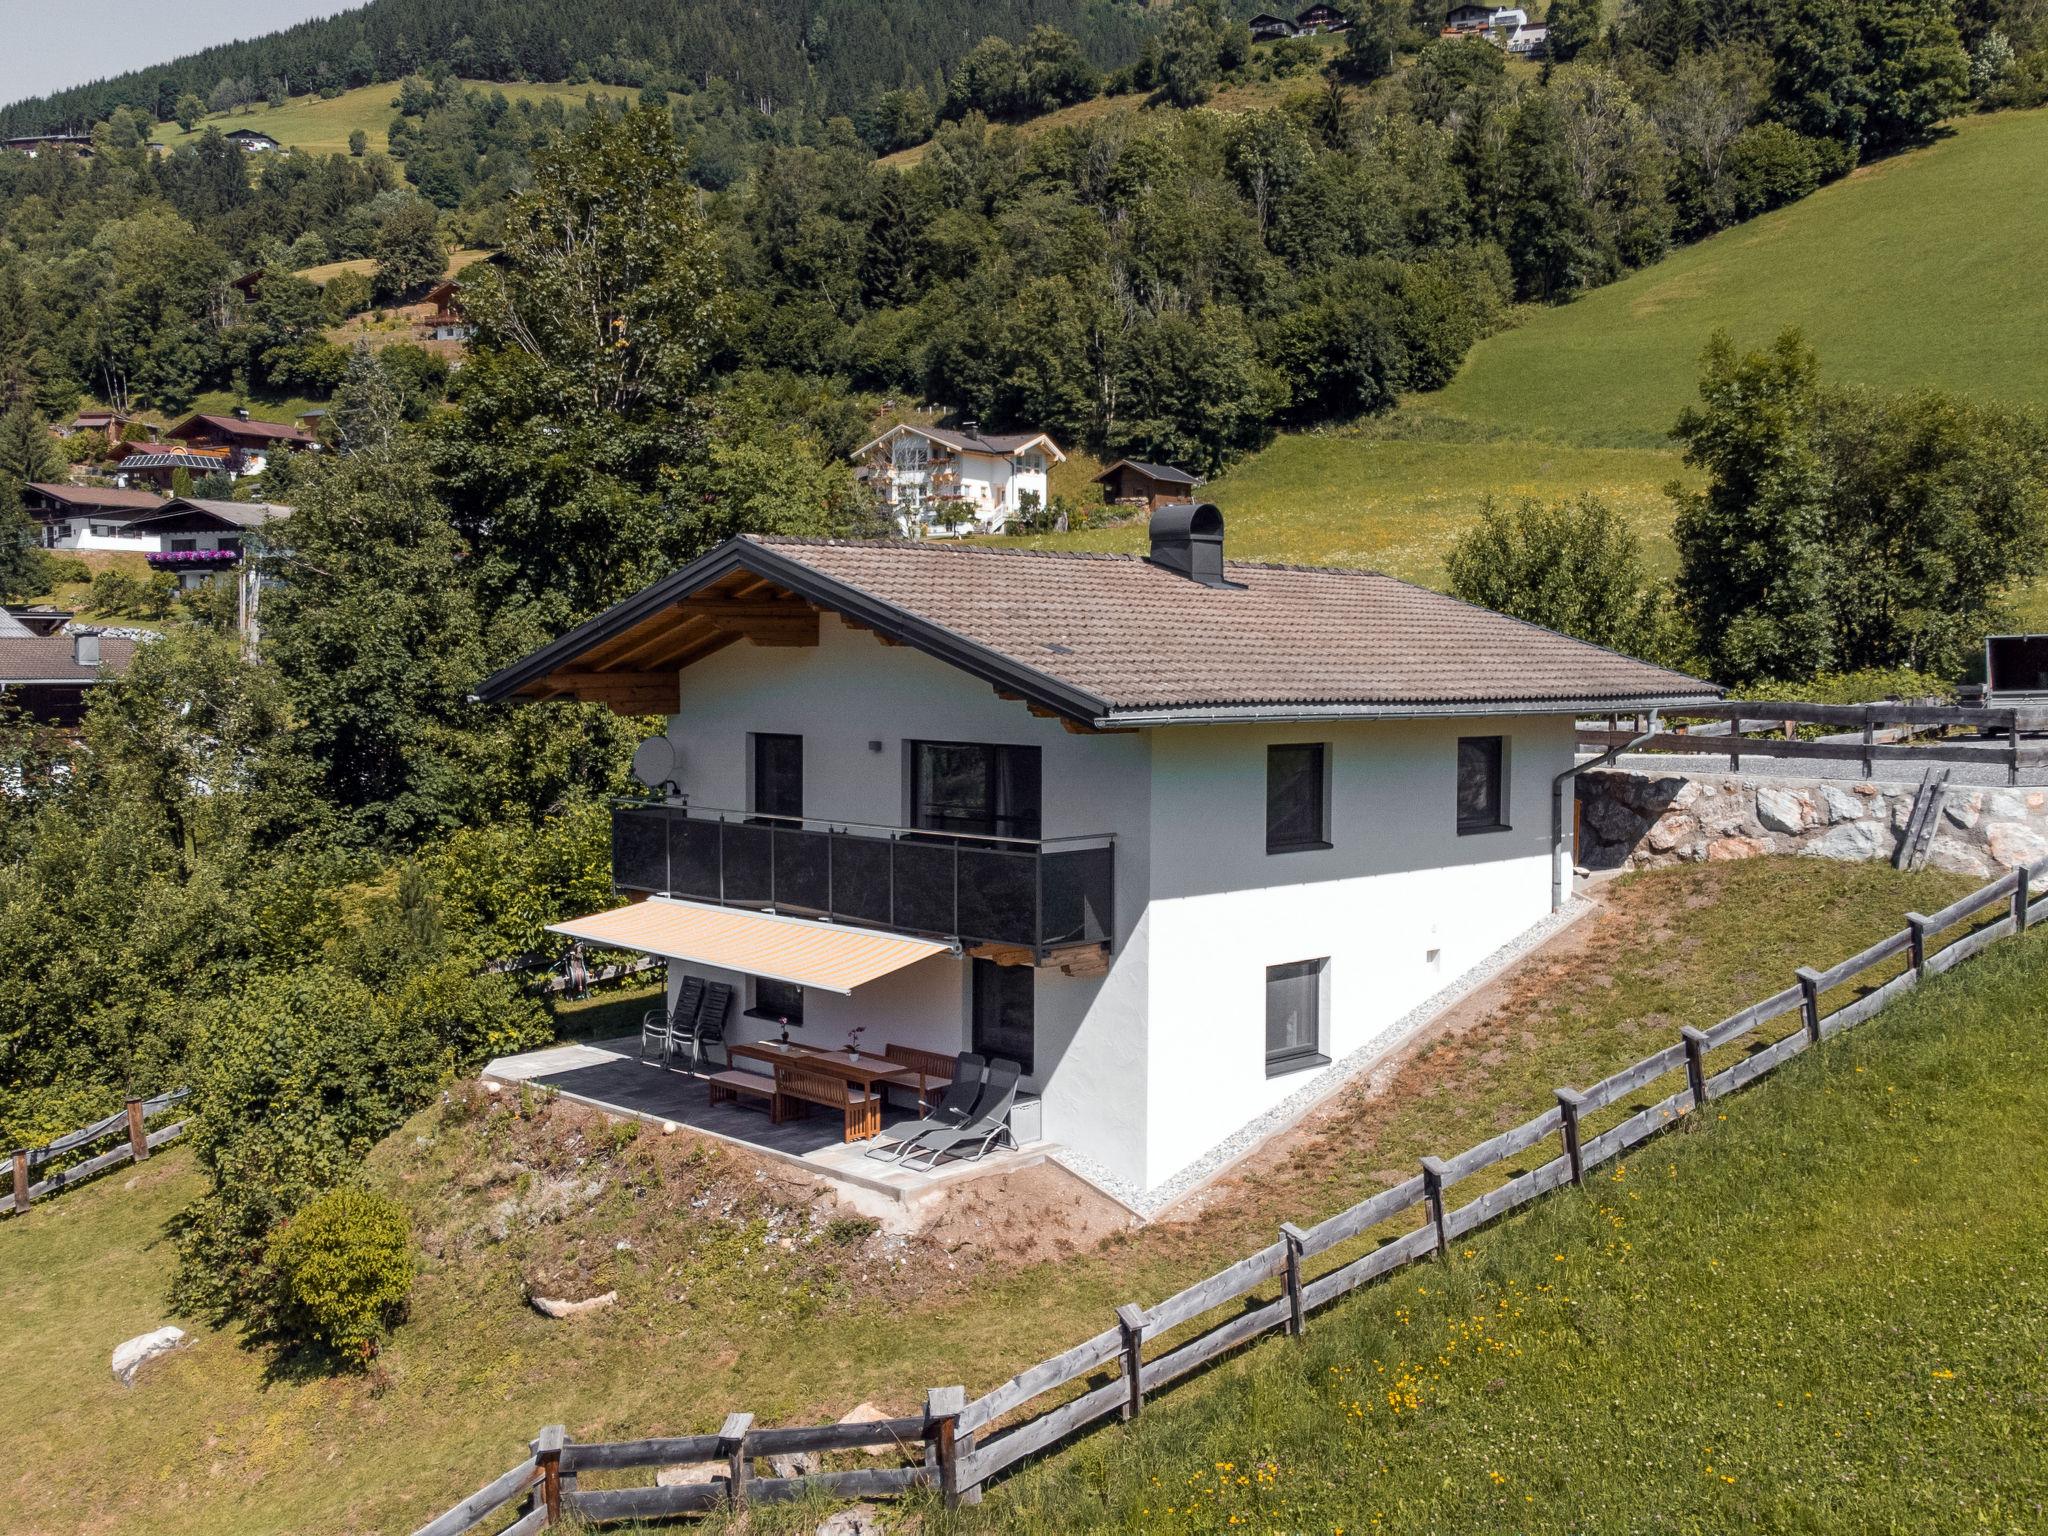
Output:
[111, 1326, 187, 1387]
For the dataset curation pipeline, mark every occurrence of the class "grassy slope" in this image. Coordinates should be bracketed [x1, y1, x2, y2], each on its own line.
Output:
[968, 910, 2048, 1534]
[149, 80, 635, 158]
[0, 859, 1990, 1536]
[1010, 106, 2048, 593]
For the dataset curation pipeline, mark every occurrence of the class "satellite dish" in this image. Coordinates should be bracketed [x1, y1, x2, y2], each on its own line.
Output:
[631, 735, 680, 794]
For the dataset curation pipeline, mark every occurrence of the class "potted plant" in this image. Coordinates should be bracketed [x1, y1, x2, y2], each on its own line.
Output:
[844, 1026, 866, 1057]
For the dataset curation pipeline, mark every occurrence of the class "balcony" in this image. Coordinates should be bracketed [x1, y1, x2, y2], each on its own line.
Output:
[611, 801, 1115, 955]
[145, 548, 241, 571]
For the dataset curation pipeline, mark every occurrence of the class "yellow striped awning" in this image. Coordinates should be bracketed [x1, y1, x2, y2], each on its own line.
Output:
[548, 898, 951, 994]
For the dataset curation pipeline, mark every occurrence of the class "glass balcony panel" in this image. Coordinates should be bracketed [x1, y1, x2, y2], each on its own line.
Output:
[670, 816, 722, 900]
[1041, 844, 1115, 946]
[722, 822, 774, 907]
[956, 846, 1038, 946]
[890, 838, 959, 936]
[612, 808, 668, 892]
[830, 832, 895, 927]
[772, 826, 832, 914]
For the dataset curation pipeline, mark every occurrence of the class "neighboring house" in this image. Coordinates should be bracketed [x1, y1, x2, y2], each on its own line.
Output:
[0, 134, 92, 158]
[128, 497, 291, 592]
[224, 129, 280, 152]
[58, 408, 137, 440]
[0, 616, 134, 727]
[21, 482, 167, 551]
[1249, 12, 1298, 39]
[1294, 2, 1350, 32]
[1447, 4, 1528, 31]
[476, 507, 1717, 1198]
[1506, 22, 1548, 54]
[161, 410, 317, 478]
[1094, 458, 1201, 515]
[853, 422, 1065, 536]
[106, 442, 236, 492]
[415, 278, 474, 343]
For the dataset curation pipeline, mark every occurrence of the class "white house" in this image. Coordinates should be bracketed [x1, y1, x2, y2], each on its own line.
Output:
[21, 483, 169, 551]
[125, 497, 292, 592]
[853, 423, 1064, 537]
[477, 508, 1716, 1199]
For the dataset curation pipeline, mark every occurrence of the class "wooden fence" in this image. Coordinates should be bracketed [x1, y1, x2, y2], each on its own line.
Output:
[1579, 699, 2048, 783]
[4, 1088, 190, 1217]
[409, 854, 2048, 1534]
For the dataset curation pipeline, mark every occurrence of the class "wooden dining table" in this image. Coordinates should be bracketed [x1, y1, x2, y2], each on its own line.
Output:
[726, 1040, 940, 1143]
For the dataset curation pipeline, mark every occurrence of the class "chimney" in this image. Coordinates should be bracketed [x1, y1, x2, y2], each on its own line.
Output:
[1147, 502, 1238, 589]
[960, 419, 979, 442]
[73, 630, 101, 667]
[233, 405, 251, 421]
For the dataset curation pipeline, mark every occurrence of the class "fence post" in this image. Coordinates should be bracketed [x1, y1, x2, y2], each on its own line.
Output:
[2013, 865, 2030, 930]
[1861, 711, 1875, 779]
[718, 1411, 753, 1511]
[534, 1424, 565, 1524]
[1555, 1088, 1586, 1186]
[926, 1385, 976, 1508]
[1279, 1222, 1308, 1337]
[1420, 1157, 1451, 1258]
[126, 1098, 149, 1162]
[1116, 1303, 1147, 1422]
[9, 1148, 27, 1214]
[1795, 966, 1824, 1046]
[1680, 1027, 1709, 1116]
[1905, 913, 1930, 978]
[2009, 709, 2022, 787]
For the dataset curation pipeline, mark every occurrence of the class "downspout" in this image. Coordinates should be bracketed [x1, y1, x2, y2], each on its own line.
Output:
[1551, 710, 1661, 911]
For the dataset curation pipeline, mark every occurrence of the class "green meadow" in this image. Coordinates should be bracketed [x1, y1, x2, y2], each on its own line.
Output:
[151, 79, 633, 158]
[1014, 106, 2048, 596]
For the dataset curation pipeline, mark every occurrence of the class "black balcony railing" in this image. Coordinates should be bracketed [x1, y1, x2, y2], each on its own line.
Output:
[611, 801, 1114, 955]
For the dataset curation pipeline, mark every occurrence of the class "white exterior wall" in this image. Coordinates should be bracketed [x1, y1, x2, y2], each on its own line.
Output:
[653, 616, 1156, 1183]
[1136, 715, 1571, 1190]
[38, 520, 161, 553]
[872, 435, 1052, 534]
[639, 618, 1573, 1194]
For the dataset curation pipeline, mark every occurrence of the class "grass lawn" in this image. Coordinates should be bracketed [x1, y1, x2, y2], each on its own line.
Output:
[964, 896, 2048, 1534]
[0, 859, 1997, 1536]
[150, 80, 635, 159]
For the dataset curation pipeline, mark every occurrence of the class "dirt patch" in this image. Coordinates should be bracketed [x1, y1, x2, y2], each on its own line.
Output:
[915, 1160, 1135, 1261]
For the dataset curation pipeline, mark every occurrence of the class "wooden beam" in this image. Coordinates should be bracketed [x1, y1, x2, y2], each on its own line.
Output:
[966, 943, 1036, 968]
[674, 599, 818, 622]
[1052, 944, 1110, 978]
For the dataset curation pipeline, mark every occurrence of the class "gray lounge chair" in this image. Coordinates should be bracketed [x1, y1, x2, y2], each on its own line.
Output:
[865, 1053, 986, 1162]
[641, 976, 705, 1067]
[896, 1058, 1021, 1171]
[675, 981, 735, 1074]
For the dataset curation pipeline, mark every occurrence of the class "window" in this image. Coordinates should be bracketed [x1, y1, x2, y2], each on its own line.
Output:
[1266, 743, 1328, 853]
[1265, 959, 1327, 1076]
[750, 733, 803, 819]
[911, 742, 1041, 840]
[1456, 736, 1508, 833]
[170, 537, 197, 553]
[750, 976, 804, 1025]
[972, 958, 1035, 1074]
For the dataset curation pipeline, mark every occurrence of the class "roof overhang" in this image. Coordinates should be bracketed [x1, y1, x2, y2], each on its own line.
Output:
[549, 897, 950, 995]
[472, 537, 1115, 727]
[1095, 692, 1722, 727]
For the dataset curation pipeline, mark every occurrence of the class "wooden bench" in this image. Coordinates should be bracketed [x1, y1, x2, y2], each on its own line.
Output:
[706, 1069, 774, 1112]
[772, 1064, 883, 1143]
[882, 1044, 958, 1111]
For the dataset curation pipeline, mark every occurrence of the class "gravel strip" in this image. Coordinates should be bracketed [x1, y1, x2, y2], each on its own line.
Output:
[1051, 899, 1598, 1220]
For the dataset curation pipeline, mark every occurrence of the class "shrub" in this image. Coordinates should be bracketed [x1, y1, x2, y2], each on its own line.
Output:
[268, 1185, 414, 1360]
[40, 553, 89, 585]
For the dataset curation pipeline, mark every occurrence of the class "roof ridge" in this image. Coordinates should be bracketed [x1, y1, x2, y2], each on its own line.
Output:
[747, 534, 1398, 578]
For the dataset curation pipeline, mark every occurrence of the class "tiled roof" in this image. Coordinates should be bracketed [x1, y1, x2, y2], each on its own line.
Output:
[125, 497, 293, 533]
[744, 538, 1714, 717]
[1095, 459, 1200, 485]
[0, 634, 136, 684]
[858, 423, 1065, 461]
[172, 413, 315, 445]
[24, 483, 165, 513]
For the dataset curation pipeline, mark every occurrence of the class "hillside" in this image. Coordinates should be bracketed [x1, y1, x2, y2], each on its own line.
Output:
[151, 80, 634, 158]
[1010, 106, 2048, 590]
[977, 909, 2048, 1532]
[0, 861, 1981, 1535]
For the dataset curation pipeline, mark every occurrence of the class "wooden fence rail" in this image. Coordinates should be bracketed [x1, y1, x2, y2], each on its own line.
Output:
[4, 1087, 189, 1217]
[409, 852, 2048, 1534]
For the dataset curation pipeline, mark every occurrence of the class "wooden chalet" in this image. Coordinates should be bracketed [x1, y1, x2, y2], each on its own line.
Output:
[1092, 459, 1202, 515]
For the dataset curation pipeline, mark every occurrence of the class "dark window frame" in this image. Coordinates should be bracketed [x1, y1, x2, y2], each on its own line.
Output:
[1265, 957, 1328, 1077]
[747, 975, 805, 1026]
[909, 740, 1043, 841]
[1456, 735, 1510, 835]
[971, 957, 1035, 1075]
[1265, 742, 1330, 854]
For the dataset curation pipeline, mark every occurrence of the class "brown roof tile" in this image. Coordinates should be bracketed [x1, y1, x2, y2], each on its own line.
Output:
[0, 634, 137, 684]
[744, 537, 1713, 717]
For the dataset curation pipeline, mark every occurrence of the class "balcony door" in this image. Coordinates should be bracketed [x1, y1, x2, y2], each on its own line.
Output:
[750, 733, 803, 820]
[910, 741, 1041, 840]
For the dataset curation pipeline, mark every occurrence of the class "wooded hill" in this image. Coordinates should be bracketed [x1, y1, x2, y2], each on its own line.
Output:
[0, 0, 1156, 134]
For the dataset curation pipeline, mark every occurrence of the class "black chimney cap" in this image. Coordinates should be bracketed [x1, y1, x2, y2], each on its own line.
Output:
[1147, 502, 1241, 589]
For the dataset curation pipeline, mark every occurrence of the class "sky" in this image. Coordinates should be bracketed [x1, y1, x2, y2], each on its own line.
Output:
[1, 0, 357, 112]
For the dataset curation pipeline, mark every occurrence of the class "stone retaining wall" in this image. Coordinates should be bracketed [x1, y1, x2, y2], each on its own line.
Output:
[1577, 769, 2048, 880]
